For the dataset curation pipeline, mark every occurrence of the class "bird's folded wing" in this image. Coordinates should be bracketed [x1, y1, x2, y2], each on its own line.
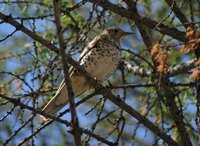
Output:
[78, 35, 102, 63]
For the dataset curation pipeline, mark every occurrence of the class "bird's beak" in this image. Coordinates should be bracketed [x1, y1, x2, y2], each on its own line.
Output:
[123, 31, 134, 36]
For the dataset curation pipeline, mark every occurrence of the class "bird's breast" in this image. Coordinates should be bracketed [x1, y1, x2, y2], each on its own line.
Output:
[81, 44, 121, 81]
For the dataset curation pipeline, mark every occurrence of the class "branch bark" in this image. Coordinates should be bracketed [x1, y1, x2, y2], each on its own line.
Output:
[52, 0, 81, 145]
[86, 0, 186, 42]
[161, 79, 192, 146]
[122, 58, 196, 78]
[0, 94, 114, 146]
[165, 0, 189, 28]
[194, 30, 200, 146]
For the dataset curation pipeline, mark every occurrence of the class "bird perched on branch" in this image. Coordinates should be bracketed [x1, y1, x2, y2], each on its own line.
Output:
[42, 28, 133, 119]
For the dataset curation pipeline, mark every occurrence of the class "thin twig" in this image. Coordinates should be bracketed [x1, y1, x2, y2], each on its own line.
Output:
[165, 0, 189, 28]
[0, 93, 114, 146]
[86, 0, 186, 42]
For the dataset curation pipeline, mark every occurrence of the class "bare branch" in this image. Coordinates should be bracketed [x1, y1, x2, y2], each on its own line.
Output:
[165, 0, 189, 28]
[161, 79, 192, 146]
[0, 93, 114, 146]
[122, 58, 197, 77]
[86, 0, 186, 42]
[168, 58, 196, 76]
[52, 0, 81, 145]
[0, 12, 59, 54]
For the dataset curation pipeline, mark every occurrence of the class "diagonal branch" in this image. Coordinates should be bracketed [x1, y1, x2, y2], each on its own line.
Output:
[122, 58, 196, 78]
[0, 13, 59, 54]
[52, 0, 81, 145]
[168, 58, 196, 76]
[165, 0, 189, 28]
[86, 0, 186, 42]
[0, 94, 114, 146]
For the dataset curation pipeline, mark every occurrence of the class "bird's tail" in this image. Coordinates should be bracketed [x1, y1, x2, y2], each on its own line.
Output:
[40, 75, 90, 121]
[41, 82, 68, 121]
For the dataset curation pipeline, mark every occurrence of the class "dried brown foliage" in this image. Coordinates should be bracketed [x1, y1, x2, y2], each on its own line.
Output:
[151, 43, 168, 74]
[190, 58, 200, 81]
[191, 69, 200, 81]
[180, 27, 200, 54]
[195, 58, 200, 66]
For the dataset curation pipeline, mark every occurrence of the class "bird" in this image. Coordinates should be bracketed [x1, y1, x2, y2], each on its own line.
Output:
[41, 28, 133, 120]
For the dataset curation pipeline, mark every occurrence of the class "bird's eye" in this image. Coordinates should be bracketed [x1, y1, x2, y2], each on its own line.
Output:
[114, 29, 119, 33]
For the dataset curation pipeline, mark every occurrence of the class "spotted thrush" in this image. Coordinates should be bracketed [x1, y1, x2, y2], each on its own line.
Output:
[42, 28, 133, 118]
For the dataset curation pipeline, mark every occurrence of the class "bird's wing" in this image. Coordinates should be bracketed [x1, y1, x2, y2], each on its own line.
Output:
[77, 35, 101, 63]
[56, 35, 102, 94]
[41, 35, 103, 120]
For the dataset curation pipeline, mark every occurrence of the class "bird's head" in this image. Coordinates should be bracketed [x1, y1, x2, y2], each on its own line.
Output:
[102, 28, 133, 42]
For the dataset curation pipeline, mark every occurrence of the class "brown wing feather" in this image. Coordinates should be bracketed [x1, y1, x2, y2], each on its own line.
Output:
[41, 35, 101, 120]
[77, 35, 101, 63]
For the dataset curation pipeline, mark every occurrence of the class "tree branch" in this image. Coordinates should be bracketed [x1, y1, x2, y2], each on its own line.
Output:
[0, 94, 114, 146]
[161, 79, 192, 146]
[52, 0, 81, 145]
[168, 58, 196, 76]
[122, 58, 196, 77]
[165, 0, 189, 28]
[86, 0, 186, 42]
[0, 12, 59, 54]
